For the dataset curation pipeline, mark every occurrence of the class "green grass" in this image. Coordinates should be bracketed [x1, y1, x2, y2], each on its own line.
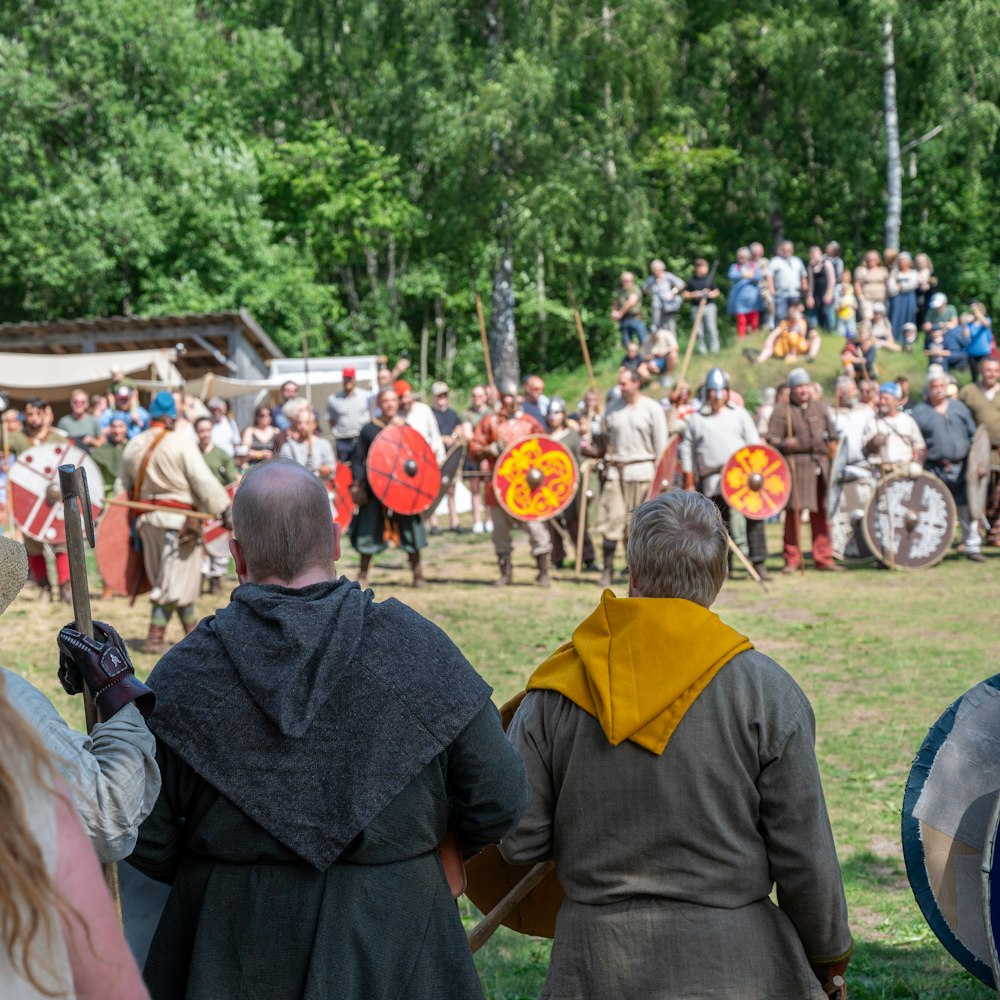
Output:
[1, 332, 994, 997]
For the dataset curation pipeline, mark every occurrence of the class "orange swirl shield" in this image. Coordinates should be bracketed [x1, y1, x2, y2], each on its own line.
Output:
[493, 435, 579, 522]
[720, 443, 791, 520]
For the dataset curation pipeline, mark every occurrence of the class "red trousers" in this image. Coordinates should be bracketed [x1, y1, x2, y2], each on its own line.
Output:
[735, 311, 760, 338]
[783, 507, 833, 569]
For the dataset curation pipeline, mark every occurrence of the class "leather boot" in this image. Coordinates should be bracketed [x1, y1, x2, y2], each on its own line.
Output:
[535, 553, 552, 588]
[356, 554, 372, 590]
[493, 554, 513, 586]
[183, 620, 198, 636]
[409, 552, 427, 588]
[58, 580, 72, 604]
[31, 578, 51, 602]
[209, 576, 222, 595]
[753, 562, 773, 582]
[142, 624, 169, 655]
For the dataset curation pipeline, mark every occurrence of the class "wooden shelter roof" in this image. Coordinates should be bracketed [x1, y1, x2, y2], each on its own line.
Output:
[0, 309, 284, 380]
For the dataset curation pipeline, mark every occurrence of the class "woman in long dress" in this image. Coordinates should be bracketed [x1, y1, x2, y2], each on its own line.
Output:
[887, 251, 919, 346]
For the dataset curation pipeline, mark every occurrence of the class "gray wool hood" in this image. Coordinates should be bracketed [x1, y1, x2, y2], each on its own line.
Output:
[147, 577, 492, 870]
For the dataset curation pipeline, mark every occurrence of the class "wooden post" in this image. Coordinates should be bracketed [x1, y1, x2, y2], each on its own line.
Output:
[475, 294, 495, 390]
[567, 286, 597, 391]
[2, 422, 14, 537]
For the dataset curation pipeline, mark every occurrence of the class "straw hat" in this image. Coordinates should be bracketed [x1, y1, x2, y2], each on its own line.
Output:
[0, 536, 28, 616]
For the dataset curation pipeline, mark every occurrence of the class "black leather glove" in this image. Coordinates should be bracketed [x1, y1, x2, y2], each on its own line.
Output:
[57, 621, 155, 723]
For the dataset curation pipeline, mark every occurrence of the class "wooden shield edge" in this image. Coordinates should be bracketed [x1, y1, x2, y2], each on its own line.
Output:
[902, 676, 1000, 987]
[968, 424, 992, 523]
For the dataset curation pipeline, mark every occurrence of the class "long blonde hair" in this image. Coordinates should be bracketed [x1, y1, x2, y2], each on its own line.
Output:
[0, 671, 77, 996]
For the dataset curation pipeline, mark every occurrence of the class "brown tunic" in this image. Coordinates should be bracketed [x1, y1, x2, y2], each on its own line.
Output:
[766, 398, 836, 513]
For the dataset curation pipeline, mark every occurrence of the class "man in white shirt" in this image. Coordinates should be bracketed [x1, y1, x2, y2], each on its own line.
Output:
[768, 240, 807, 323]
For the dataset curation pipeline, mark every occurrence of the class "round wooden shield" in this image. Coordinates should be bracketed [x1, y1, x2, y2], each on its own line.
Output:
[10, 443, 103, 545]
[982, 791, 1000, 989]
[646, 434, 681, 500]
[366, 424, 441, 516]
[862, 471, 957, 570]
[720, 443, 791, 520]
[967, 424, 992, 523]
[95, 493, 150, 598]
[903, 674, 1000, 986]
[464, 691, 565, 938]
[492, 435, 579, 523]
[201, 482, 239, 561]
[330, 463, 354, 532]
[422, 443, 466, 523]
[830, 476, 876, 564]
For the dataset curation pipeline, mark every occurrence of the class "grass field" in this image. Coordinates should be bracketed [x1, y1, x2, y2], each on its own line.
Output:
[1, 519, 997, 999]
[0, 323, 992, 997]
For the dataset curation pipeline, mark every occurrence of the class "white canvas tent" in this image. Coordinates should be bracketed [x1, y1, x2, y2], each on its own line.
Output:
[185, 355, 383, 428]
[0, 349, 181, 404]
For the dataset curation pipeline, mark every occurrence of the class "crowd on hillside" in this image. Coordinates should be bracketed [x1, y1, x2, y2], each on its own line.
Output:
[611, 242, 996, 383]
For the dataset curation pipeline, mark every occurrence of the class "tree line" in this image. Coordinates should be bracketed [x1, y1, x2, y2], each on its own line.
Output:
[0, 0, 997, 383]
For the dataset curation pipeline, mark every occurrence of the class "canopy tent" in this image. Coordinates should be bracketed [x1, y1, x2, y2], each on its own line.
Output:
[185, 355, 384, 427]
[0, 349, 181, 404]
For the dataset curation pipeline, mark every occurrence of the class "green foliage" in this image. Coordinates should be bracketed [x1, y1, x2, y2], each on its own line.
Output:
[0, 0, 998, 379]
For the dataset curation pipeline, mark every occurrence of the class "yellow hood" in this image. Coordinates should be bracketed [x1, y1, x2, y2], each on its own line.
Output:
[526, 591, 752, 754]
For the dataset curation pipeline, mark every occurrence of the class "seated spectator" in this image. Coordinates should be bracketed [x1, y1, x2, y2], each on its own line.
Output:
[922, 292, 957, 336]
[620, 340, 645, 378]
[755, 303, 821, 364]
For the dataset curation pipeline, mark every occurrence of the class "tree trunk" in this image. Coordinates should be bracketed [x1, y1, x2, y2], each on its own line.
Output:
[434, 296, 445, 368]
[490, 201, 519, 387]
[883, 18, 902, 252]
[486, 0, 519, 387]
[536, 245, 547, 369]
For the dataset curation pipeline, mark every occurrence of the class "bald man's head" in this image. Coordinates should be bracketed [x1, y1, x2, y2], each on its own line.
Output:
[232, 461, 336, 583]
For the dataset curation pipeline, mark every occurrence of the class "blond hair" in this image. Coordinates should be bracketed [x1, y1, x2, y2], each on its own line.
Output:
[0, 672, 81, 996]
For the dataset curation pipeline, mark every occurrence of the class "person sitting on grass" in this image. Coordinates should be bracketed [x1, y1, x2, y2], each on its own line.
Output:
[754, 302, 821, 364]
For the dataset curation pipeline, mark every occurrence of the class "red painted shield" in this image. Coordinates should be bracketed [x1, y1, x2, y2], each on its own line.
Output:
[330, 464, 354, 532]
[202, 482, 239, 560]
[95, 492, 150, 598]
[721, 443, 791, 520]
[492, 435, 579, 523]
[647, 434, 682, 500]
[366, 425, 442, 516]
[10, 443, 104, 544]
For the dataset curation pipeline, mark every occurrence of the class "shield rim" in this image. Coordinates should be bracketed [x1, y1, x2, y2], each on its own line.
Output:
[492, 434, 579, 523]
[421, 442, 467, 522]
[830, 476, 877, 564]
[646, 434, 681, 501]
[365, 424, 442, 516]
[826, 434, 850, 521]
[982, 791, 1000, 991]
[967, 424, 992, 523]
[902, 674, 1000, 987]
[720, 442, 791, 521]
[861, 471, 958, 570]
[9, 443, 104, 544]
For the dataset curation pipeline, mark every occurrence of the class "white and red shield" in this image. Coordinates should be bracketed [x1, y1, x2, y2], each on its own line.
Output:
[10, 443, 103, 545]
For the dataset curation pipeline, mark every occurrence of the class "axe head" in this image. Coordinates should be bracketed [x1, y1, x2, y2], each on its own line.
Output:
[58, 464, 96, 548]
